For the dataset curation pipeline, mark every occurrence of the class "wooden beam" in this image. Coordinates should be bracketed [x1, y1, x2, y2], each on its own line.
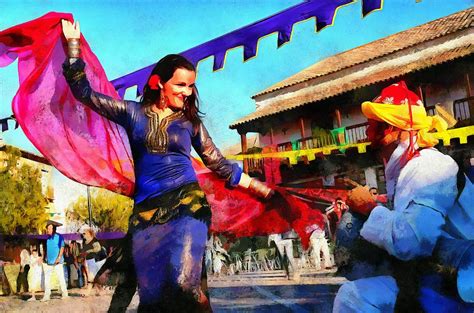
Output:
[335, 109, 342, 128]
[240, 133, 248, 173]
[417, 85, 425, 105]
[465, 73, 472, 97]
[465, 73, 474, 125]
[299, 117, 309, 164]
[299, 117, 306, 139]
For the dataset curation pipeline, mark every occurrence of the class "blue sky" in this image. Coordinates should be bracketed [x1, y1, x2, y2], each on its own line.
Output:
[0, 0, 472, 210]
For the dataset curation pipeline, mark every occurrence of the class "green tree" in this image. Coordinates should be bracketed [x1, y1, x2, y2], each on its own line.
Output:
[0, 146, 48, 234]
[67, 188, 133, 232]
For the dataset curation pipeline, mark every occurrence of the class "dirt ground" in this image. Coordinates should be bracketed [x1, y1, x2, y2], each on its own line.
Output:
[0, 288, 139, 313]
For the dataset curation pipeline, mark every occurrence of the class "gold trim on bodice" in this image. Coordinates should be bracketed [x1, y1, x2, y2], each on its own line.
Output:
[144, 106, 184, 153]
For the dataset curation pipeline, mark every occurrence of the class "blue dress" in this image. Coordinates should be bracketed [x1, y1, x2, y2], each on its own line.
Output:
[64, 58, 241, 311]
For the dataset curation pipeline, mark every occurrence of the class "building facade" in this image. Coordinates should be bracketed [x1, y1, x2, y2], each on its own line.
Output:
[229, 8, 474, 192]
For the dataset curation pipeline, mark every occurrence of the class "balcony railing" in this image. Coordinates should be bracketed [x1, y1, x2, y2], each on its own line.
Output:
[247, 158, 264, 174]
[425, 105, 436, 117]
[277, 142, 294, 152]
[297, 134, 335, 150]
[276, 122, 370, 153]
[345, 122, 369, 144]
[454, 96, 473, 122]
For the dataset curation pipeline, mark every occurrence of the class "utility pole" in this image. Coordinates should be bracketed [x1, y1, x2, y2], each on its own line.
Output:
[87, 186, 92, 226]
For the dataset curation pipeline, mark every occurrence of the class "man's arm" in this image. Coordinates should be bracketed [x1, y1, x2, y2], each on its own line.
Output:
[360, 202, 445, 261]
[55, 246, 64, 265]
[54, 235, 65, 264]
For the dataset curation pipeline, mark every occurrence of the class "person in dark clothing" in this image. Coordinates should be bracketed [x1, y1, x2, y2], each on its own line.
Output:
[63, 245, 75, 288]
[16, 247, 30, 294]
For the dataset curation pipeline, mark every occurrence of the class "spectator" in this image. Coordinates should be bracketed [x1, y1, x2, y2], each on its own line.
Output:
[41, 220, 68, 302]
[80, 228, 106, 296]
[308, 224, 332, 270]
[26, 246, 42, 301]
[70, 240, 84, 288]
[0, 259, 11, 296]
[63, 244, 74, 289]
[16, 246, 30, 294]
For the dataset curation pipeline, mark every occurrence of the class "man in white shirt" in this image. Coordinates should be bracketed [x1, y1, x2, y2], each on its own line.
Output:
[333, 81, 474, 312]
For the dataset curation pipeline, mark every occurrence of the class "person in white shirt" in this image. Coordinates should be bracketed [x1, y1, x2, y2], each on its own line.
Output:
[26, 246, 42, 301]
[333, 81, 474, 312]
[308, 224, 332, 270]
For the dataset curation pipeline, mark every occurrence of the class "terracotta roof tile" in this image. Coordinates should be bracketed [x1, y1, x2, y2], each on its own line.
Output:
[254, 8, 474, 98]
[230, 43, 474, 128]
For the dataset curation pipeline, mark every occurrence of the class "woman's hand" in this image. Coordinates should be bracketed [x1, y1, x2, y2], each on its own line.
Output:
[61, 20, 80, 40]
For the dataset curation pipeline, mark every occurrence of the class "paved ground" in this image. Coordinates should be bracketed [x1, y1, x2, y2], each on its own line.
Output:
[209, 282, 343, 313]
[0, 272, 345, 312]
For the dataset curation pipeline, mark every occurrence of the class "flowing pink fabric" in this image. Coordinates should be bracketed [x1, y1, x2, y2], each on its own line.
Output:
[0, 12, 134, 195]
[0, 13, 344, 247]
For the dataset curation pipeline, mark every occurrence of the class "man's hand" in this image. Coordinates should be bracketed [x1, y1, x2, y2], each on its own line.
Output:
[346, 186, 378, 216]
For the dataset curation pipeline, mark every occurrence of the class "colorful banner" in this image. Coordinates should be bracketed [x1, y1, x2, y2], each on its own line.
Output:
[111, 0, 383, 97]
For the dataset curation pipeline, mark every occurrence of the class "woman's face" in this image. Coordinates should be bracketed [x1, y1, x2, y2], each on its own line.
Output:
[160, 68, 196, 110]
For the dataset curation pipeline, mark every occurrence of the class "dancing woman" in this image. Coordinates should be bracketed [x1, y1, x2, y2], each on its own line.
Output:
[61, 20, 271, 312]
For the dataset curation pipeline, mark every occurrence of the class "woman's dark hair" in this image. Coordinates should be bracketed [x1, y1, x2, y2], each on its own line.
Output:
[142, 54, 203, 133]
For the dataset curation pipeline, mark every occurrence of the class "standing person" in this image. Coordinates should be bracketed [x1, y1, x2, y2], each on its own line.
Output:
[26, 246, 42, 301]
[211, 235, 229, 276]
[0, 259, 11, 296]
[69, 240, 84, 288]
[268, 233, 296, 277]
[61, 20, 272, 312]
[205, 236, 214, 275]
[41, 220, 68, 302]
[16, 246, 30, 294]
[80, 228, 106, 296]
[63, 244, 74, 289]
[308, 224, 332, 271]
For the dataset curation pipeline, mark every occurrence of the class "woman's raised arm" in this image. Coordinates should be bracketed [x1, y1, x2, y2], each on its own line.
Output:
[61, 20, 131, 128]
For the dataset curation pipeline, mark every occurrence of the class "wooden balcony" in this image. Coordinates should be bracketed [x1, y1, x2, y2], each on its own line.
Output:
[234, 96, 474, 168]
